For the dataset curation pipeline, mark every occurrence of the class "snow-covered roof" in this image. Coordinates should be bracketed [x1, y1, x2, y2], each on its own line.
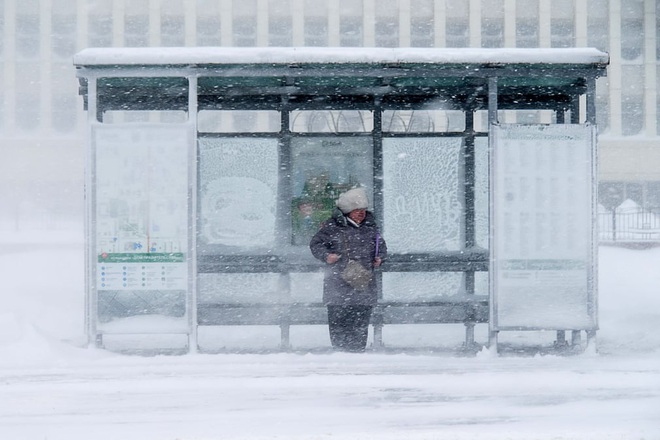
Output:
[74, 47, 609, 67]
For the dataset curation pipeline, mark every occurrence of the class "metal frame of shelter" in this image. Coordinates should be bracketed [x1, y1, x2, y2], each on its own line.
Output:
[74, 47, 609, 353]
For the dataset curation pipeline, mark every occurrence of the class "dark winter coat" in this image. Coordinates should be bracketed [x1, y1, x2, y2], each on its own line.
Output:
[309, 209, 387, 306]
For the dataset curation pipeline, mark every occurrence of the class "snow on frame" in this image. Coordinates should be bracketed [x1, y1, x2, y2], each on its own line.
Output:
[74, 46, 610, 67]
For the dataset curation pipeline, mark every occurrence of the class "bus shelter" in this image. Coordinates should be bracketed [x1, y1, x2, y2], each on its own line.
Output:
[74, 47, 608, 353]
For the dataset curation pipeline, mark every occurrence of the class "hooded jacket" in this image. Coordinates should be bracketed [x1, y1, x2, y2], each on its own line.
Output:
[309, 208, 387, 305]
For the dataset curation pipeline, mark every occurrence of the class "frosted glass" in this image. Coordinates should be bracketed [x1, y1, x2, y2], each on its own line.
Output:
[383, 138, 463, 252]
[475, 136, 490, 249]
[199, 137, 278, 249]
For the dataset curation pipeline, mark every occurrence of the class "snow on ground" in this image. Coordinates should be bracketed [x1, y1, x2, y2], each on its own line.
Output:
[0, 231, 659, 440]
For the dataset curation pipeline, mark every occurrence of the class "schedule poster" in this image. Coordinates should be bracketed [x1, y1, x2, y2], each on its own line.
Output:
[94, 125, 189, 292]
[490, 124, 597, 330]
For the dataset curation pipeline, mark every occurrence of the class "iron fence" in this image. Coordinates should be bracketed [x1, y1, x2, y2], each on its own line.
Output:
[599, 207, 660, 242]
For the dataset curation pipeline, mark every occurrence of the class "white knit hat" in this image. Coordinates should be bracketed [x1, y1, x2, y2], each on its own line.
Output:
[336, 187, 369, 214]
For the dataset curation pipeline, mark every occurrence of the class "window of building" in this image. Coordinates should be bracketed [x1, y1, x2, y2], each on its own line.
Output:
[304, 16, 328, 47]
[339, 0, 363, 46]
[410, 0, 434, 47]
[587, 0, 609, 52]
[375, 0, 398, 48]
[598, 182, 625, 209]
[269, 16, 292, 46]
[656, 72, 660, 135]
[233, 0, 257, 46]
[340, 16, 362, 47]
[16, 14, 40, 58]
[375, 17, 398, 48]
[446, 19, 468, 48]
[482, 0, 504, 48]
[621, 65, 644, 136]
[516, 0, 538, 48]
[657, 0, 660, 60]
[516, 18, 538, 48]
[88, 15, 113, 47]
[52, 95, 77, 133]
[621, 0, 643, 62]
[269, 0, 292, 46]
[16, 94, 39, 132]
[595, 76, 609, 134]
[411, 16, 433, 47]
[125, 15, 149, 47]
[446, 1, 468, 47]
[647, 182, 660, 211]
[600, 181, 660, 213]
[550, 0, 574, 48]
[482, 18, 503, 48]
[161, 16, 185, 47]
[52, 14, 77, 59]
[0, 13, 4, 58]
[197, 16, 221, 46]
[233, 16, 257, 47]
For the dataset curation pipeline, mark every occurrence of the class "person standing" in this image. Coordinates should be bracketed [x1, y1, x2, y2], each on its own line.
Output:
[309, 187, 387, 352]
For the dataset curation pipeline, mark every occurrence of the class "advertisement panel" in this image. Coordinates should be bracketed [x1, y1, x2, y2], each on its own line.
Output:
[490, 124, 597, 331]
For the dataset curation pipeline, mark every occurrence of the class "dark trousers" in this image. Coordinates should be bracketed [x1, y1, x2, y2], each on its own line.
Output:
[327, 305, 373, 352]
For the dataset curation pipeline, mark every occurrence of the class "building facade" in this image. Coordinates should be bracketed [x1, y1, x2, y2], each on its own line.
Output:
[0, 0, 658, 228]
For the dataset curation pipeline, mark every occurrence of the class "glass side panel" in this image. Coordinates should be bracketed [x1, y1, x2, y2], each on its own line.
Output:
[290, 137, 373, 246]
[382, 137, 463, 252]
[475, 136, 490, 249]
[198, 137, 279, 252]
[94, 125, 189, 326]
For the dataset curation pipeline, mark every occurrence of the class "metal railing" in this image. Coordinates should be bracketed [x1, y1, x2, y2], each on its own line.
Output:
[599, 206, 660, 242]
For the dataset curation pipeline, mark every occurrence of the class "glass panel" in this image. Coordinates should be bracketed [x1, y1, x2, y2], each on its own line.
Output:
[198, 273, 281, 304]
[475, 136, 489, 249]
[94, 125, 189, 325]
[102, 111, 187, 124]
[198, 110, 280, 133]
[383, 138, 463, 252]
[382, 110, 465, 133]
[290, 137, 374, 246]
[383, 272, 463, 301]
[198, 137, 279, 251]
[290, 110, 373, 132]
